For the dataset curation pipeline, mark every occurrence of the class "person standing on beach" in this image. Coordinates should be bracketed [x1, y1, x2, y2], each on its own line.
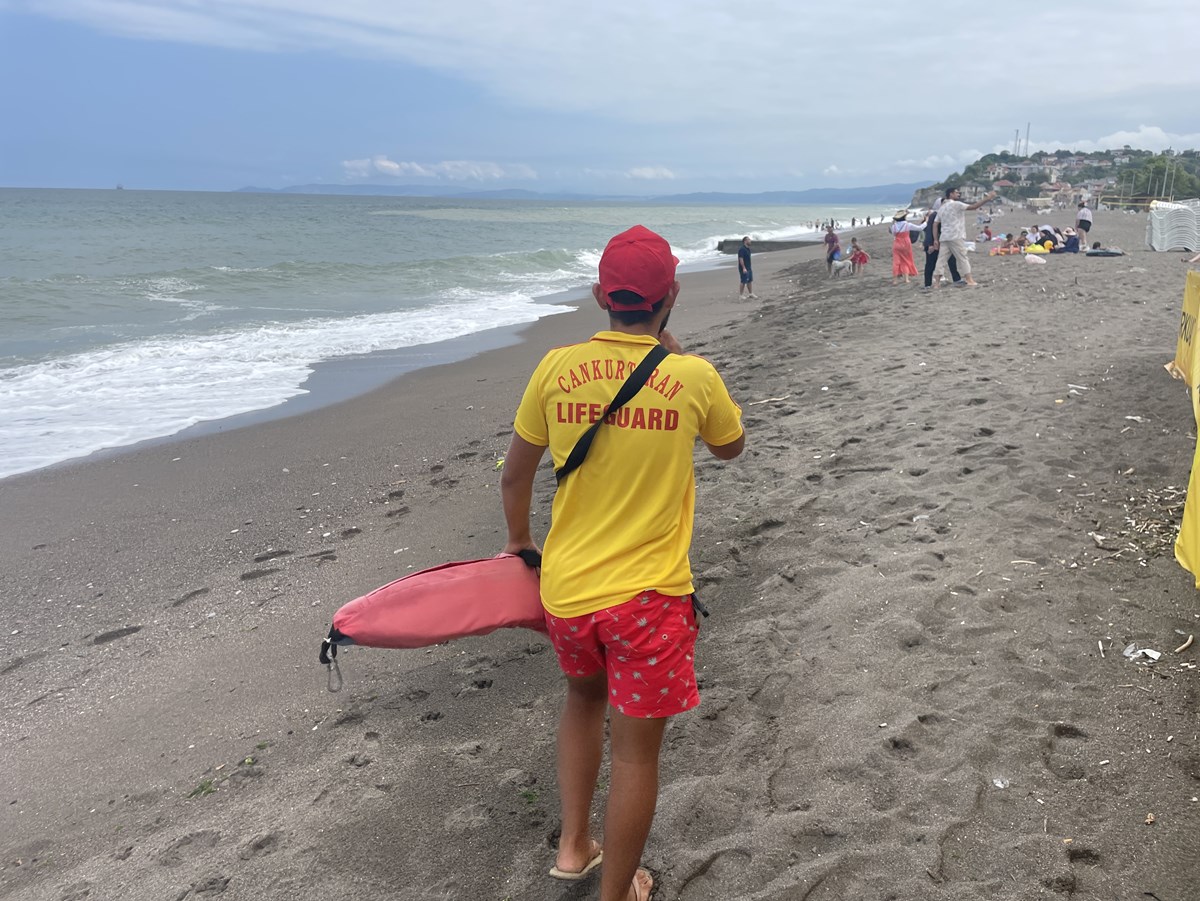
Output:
[921, 199, 963, 290]
[1076, 201, 1093, 242]
[737, 236, 756, 298]
[501, 225, 746, 901]
[932, 186, 999, 288]
[824, 224, 842, 276]
[888, 210, 924, 285]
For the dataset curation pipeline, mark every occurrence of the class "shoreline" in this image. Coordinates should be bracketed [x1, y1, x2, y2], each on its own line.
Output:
[3, 255, 753, 484]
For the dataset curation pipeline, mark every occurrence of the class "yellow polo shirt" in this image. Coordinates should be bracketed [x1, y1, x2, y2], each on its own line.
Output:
[513, 331, 743, 618]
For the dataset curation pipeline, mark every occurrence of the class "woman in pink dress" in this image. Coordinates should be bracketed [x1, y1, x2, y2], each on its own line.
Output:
[889, 210, 925, 285]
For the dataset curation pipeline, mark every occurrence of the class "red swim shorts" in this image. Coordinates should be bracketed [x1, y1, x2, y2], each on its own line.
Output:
[544, 590, 700, 718]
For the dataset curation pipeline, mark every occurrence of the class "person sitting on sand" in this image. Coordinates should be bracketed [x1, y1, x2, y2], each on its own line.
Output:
[848, 237, 870, 275]
[1050, 228, 1080, 254]
[501, 225, 745, 901]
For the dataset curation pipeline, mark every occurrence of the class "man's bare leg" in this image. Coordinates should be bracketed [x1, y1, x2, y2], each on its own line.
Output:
[599, 712, 668, 901]
[555, 672, 608, 873]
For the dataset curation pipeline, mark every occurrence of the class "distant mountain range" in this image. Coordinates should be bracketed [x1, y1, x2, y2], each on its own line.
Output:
[234, 182, 930, 205]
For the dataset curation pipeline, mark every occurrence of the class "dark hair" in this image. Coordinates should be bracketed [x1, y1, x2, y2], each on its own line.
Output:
[943, 185, 959, 199]
[742, 236, 750, 243]
[1092, 241, 1101, 249]
[607, 290, 665, 325]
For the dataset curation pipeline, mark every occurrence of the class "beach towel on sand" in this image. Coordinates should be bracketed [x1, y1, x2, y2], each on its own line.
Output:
[319, 551, 545, 664]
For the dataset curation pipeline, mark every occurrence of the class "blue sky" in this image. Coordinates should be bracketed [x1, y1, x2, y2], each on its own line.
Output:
[2, 1, 1199, 195]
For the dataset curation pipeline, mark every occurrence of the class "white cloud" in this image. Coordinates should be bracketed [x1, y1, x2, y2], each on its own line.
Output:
[893, 151, 984, 171]
[626, 167, 676, 180]
[342, 156, 536, 181]
[17, 1, 1200, 188]
[1008, 125, 1200, 156]
[24, 1, 1195, 131]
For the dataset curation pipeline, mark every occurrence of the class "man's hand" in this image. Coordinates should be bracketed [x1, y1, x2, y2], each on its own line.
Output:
[658, 329, 684, 355]
[503, 538, 542, 557]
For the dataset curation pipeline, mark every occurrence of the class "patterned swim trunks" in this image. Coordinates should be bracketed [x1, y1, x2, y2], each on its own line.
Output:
[545, 590, 700, 718]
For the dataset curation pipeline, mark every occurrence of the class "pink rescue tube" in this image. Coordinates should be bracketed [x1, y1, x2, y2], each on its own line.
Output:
[320, 553, 545, 661]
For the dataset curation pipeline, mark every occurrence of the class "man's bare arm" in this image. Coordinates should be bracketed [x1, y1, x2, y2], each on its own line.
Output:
[966, 190, 999, 211]
[705, 432, 745, 460]
[500, 432, 547, 555]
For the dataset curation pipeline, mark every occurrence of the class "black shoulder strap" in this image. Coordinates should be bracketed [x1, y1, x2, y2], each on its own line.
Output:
[555, 343, 670, 484]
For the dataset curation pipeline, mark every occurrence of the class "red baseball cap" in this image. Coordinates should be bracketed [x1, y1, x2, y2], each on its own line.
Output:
[597, 225, 679, 311]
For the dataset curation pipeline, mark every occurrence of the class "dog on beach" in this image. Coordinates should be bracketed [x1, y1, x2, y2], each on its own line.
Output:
[830, 256, 854, 277]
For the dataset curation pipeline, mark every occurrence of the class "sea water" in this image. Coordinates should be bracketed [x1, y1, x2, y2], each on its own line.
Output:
[0, 188, 885, 479]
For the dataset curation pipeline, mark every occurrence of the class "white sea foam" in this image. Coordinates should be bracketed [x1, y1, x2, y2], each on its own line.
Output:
[0, 294, 572, 479]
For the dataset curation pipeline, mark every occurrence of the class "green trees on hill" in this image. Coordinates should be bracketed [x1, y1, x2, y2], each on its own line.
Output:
[928, 149, 1200, 202]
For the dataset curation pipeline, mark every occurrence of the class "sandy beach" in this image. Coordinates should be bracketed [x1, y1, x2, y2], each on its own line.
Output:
[2, 210, 1198, 900]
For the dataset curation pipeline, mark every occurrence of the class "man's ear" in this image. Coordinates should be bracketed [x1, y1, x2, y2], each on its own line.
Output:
[592, 283, 608, 311]
[664, 280, 680, 309]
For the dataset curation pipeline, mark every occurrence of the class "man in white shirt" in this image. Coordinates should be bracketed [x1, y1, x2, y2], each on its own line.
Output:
[932, 185, 999, 287]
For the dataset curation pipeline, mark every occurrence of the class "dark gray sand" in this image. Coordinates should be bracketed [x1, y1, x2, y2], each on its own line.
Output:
[2, 212, 1197, 900]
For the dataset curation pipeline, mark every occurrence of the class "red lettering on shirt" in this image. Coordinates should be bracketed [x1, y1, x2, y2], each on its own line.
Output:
[664, 409, 679, 430]
[647, 408, 663, 429]
[630, 408, 646, 429]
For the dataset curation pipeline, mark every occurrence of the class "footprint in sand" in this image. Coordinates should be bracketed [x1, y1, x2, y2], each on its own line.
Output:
[189, 873, 231, 895]
[454, 678, 494, 698]
[169, 587, 210, 608]
[252, 549, 293, 563]
[239, 568, 280, 581]
[1042, 722, 1090, 780]
[157, 830, 221, 867]
[92, 626, 142, 645]
[237, 832, 282, 860]
[58, 880, 92, 900]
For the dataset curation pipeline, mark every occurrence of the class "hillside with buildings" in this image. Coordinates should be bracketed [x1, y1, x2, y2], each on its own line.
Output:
[911, 148, 1200, 212]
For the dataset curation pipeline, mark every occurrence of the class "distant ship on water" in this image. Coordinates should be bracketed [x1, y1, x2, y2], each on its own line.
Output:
[115, 183, 124, 190]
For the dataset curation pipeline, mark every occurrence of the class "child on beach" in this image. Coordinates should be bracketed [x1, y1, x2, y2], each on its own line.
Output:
[501, 225, 745, 901]
[848, 237, 870, 275]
